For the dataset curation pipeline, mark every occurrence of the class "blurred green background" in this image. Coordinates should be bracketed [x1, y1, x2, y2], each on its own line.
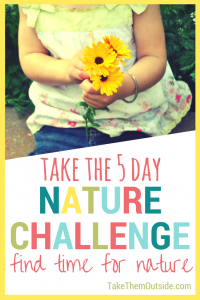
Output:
[5, 4, 195, 117]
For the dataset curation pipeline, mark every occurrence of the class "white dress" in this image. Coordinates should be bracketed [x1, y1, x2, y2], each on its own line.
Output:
[20, 4, 192, 137]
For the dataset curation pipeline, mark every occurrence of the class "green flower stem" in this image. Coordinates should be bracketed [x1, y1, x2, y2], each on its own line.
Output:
[75, 102, 109, 138]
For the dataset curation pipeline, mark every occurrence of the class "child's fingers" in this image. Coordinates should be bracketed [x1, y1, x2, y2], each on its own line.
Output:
[71, 69, 89, 82]
[75, 59, 87, 71]
[82, 90, 102, 101]
[82, 89, 112, 109]
[80, 79, 101, 95]
[82, 96, 101, 109]
[78, 71, 90, 80]
[83, 96, 109, 109]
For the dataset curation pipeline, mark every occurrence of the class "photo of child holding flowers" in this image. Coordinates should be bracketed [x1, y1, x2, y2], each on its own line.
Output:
[16, 4, 193, 155]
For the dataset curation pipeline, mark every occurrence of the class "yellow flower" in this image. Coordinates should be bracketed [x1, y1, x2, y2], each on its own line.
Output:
[82, 42, 118, 76]
[103, 35, 131, 66]
[90, 68, 124, 96]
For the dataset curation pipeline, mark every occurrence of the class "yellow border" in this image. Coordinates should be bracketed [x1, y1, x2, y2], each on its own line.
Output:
[2, 1, 198, 299]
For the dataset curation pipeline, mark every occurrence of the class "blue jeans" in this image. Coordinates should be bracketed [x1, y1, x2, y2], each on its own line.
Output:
[28, 126, 150, 155]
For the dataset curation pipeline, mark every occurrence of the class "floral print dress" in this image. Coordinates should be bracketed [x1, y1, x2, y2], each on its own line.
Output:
[20, 4, 192, 137]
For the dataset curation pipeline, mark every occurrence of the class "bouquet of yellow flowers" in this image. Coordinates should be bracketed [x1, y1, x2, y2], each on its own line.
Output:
[76, 36, 131, 137]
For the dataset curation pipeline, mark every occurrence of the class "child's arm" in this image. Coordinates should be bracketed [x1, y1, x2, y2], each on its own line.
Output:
[80, 5, 166, 109]
[129, 4, 166, 92]
[18, 6, 89, 86]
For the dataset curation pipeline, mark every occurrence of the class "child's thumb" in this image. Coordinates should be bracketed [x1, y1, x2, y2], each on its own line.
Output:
[79, 71, 90, 80]
[80, 79, 93, 90]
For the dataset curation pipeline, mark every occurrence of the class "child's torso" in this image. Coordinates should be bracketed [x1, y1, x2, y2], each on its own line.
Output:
[20, 4, 192, 137]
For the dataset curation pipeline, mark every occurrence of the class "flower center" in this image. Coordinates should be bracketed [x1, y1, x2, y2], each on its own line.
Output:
[100, 75, 108, 82]
[95, 57, 104, 64]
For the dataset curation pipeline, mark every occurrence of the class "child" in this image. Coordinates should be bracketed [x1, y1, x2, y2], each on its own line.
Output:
[18, 4, 192, 155]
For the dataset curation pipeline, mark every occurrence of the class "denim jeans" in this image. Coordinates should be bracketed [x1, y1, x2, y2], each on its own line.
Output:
[28, 126, 150, 155]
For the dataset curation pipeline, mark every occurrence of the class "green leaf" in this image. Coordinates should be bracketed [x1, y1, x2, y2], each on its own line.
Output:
[90, 106, 96, 116]
[87, 123, 101, 128]
[75, 102, 88, 110]
[11, 78, 22, 87]
[86, 107, 91, 115]
[87, 112, 94, 124]
[12, 88, 21, 96]
[98, 106, 110, 111]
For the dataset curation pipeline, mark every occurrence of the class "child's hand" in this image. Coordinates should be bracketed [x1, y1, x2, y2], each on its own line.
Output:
[80, 73, 136, 109]
[68, 49, 90, 84]
[80, 79, 118, 109]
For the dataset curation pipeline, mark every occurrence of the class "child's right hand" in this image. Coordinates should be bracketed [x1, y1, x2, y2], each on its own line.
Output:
[68, 49, 90, 84]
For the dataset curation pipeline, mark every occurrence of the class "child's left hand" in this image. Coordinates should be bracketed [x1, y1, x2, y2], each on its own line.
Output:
[80, 79, 118, 109]
[80, 72, 136, 109]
